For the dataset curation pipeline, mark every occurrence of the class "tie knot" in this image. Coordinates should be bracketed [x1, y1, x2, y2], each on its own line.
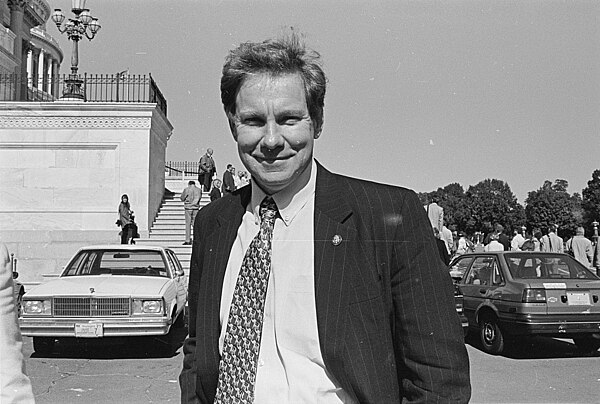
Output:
[260, 197, 278, 225]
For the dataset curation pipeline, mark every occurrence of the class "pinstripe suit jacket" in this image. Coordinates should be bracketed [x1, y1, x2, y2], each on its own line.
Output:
[180, 162, 471, 403]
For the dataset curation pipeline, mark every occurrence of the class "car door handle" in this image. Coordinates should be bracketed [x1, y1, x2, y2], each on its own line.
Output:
[479, 289, 487, 294]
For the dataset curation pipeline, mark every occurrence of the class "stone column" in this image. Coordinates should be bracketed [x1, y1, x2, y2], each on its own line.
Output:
[26, 48, 33, 84]
[38, 49, 45, 90]
[44, 54, 52, 94]
[8, 0, 27, 99]
[51, 59, 60, 97]
[30, 48, 40, 89]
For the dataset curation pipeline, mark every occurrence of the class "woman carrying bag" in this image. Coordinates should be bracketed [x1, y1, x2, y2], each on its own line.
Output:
[117, 194, 134, 244]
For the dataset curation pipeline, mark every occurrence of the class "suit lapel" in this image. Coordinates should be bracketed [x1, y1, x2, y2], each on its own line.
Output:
[313, 163, 361, 397]
[196, 188, 250, 400]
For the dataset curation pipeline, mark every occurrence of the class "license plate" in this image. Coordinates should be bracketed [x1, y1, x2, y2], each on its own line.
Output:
[567, 292, 590, 306]
[75, 323, 103, 338]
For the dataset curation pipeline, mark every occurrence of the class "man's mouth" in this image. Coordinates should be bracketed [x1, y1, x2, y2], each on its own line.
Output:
[254, 155, 291, 163]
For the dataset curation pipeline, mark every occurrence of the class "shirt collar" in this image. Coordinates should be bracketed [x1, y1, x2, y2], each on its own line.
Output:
[249, 159, 317, 227]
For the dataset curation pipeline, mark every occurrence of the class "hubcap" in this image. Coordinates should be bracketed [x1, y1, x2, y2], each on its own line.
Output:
[483, 322, 495, 344]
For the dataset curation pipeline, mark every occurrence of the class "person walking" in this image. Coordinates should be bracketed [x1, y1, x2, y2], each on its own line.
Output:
[541, 224, 564, 253]
[565, 227, 593, 267]
[118, 194, 134, 244]
[180, 181, 202, 245]
[484, 234, 504, 252]
[222, 164, 236, 195]
[197, 148, 216, 192]
[433, 227, 450, 265]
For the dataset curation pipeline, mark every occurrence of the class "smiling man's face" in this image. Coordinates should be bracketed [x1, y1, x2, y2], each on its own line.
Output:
[229, 73, 320, 195]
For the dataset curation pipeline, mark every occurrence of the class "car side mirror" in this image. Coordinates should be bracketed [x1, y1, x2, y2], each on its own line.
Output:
[12, 271, 18, 280]
[176, 269, 185, 277]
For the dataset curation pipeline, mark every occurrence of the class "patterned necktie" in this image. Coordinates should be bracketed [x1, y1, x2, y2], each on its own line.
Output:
[215, 196, 278, 403]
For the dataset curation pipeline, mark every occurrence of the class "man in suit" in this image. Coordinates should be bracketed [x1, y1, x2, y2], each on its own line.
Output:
[222, 164, 236, 195]
[180, 180, 203, 245]
[180, 34, 471, 403]
[198, 148, 216, 192]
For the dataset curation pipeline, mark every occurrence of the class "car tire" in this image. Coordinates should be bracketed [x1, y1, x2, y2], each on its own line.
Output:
[33, 337, 55, 355]
[573, 336, 600, 354]
[479, 314, 504, 355]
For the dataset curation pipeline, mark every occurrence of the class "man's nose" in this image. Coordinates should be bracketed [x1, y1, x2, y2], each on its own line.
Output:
[262, 121, 284, 150]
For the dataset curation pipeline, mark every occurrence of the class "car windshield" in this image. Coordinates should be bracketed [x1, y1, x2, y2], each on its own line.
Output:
[62, 250, 169, 278]
[503, 253, 597, 280]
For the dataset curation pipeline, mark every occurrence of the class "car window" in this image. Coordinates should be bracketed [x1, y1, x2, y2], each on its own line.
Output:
[167, 250, 184, 275]
[64, 251, 99, 276]
[464, 256, 495, 286]
[491, 260, 504, 286]
[504, 253, 597, 280]
[450, 256, 474, 276]
[164, 251, 180, 278]
[63, 250, 169, 277]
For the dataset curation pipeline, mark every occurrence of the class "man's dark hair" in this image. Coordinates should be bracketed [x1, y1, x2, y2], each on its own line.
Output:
[188, 180, 195, 185]
[227, 164, 232, 169]
[220, 32, 327, 133]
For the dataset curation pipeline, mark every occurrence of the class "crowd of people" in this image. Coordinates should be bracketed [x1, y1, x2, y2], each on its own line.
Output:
[427, 203, 600, 275]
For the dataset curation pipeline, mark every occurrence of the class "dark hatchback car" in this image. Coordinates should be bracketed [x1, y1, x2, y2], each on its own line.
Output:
[449, 252, 600, 354]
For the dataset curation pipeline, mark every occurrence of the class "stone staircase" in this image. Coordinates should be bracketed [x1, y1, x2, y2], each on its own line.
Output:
[135, 179, 211, 275]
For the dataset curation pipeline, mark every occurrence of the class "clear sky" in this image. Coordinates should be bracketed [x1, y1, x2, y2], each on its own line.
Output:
[51, 0, 600, 203]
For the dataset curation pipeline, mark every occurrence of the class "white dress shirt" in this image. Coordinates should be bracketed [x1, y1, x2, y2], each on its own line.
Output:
[219, 160, 352, 403]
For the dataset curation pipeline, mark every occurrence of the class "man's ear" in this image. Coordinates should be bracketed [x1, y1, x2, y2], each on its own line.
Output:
[314, 125, 322, 139]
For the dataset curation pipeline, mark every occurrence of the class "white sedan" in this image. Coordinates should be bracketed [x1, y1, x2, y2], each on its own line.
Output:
[20, 245, 188, 354]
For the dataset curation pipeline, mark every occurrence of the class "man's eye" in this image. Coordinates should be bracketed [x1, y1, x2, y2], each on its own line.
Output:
[243, 118, 264, 126]
[282, 116, 301, 125]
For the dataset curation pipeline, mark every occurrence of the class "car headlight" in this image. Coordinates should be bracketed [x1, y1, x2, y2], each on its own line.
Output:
[132, 299, 164, 315]
[22, 299, 52, 315]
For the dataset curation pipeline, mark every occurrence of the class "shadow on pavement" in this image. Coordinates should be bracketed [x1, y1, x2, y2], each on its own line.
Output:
[466, 333, 600, 360]
[29, 326, 189, 360]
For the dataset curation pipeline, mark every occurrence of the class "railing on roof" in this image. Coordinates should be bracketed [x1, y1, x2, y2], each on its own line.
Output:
[165, 161, 199, 177]
[0, 73, 167, 117]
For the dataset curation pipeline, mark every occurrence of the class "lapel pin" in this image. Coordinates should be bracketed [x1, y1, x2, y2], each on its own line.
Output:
[332, 234, 343, 246]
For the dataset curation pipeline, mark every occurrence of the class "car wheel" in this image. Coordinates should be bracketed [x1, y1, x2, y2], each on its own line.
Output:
[173, 306, 186, 328]
[479, 314, 504, 355]
[33, 337, 56, 355]
[573, 336, 600, 354]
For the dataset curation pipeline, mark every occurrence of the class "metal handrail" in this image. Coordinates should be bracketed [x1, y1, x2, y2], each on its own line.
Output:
[165, 161, 199, 176]
[0, 73, 167, 117]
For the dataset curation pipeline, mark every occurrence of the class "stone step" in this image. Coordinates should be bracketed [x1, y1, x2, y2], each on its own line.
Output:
[148, 234, 189, 240]
[154, 212, 185, 217]
[149, 228, 188, 235]
[136, 238, 186, 246]
[152, 221, 186, 228]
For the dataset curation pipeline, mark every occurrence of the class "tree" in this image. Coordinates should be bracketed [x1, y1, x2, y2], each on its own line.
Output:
[582, 169, 600, 237]
[524, 179, 580, 238]
[464, 179, 525, 235]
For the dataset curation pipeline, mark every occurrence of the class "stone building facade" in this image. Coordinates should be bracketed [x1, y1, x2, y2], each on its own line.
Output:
[1, 0, 63, 98]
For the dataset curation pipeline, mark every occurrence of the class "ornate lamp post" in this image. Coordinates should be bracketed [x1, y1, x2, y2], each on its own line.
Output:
[593, 220, 599, 244]
[51, 0, 101, 100]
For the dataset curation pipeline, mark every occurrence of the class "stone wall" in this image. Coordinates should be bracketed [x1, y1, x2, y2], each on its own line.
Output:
[0, 101, 173, 283]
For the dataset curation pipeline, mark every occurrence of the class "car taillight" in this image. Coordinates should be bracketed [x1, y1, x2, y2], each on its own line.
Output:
[522, 288, 546, 303]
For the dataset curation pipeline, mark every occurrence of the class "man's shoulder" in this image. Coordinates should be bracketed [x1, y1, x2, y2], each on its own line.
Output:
[323, 168, 416, 198]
